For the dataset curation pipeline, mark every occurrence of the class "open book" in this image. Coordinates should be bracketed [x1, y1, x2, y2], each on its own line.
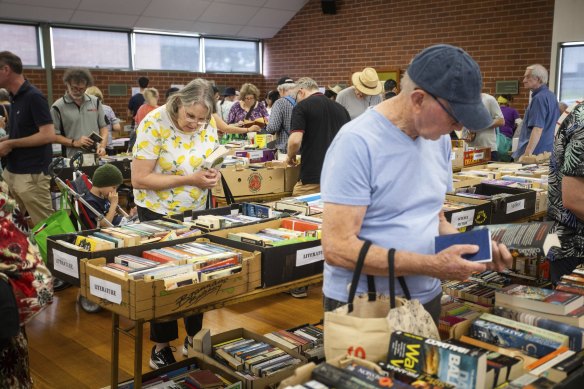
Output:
[202, 145, 230, 169]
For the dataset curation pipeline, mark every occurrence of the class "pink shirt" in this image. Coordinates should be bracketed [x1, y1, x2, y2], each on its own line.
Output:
[135, 104, 158, 126]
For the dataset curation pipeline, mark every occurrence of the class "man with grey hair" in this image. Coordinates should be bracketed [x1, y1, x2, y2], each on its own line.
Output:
[320, 45, 512, 322]
[264, 77, 297, 153]
[52, 68, 108, 157]
[513, 64, 560, 161]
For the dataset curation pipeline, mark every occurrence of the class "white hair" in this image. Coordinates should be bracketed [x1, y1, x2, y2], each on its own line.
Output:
[527, 64, 548, 84]
[277, 83, 297, 94]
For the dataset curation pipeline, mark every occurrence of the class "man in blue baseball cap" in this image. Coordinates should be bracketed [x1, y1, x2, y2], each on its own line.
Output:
[320, 44, 512, 324]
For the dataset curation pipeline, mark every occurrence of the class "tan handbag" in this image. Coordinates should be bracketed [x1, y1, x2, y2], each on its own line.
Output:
[324, 241, 439, 362]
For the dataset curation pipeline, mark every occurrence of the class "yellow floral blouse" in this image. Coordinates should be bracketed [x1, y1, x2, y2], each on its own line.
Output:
[132, 105, 218, 215]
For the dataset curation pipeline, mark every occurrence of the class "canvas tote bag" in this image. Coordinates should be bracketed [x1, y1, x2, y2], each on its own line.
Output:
[324, 240, 439, 362]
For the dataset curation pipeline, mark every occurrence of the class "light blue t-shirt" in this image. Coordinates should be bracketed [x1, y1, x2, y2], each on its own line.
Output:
[320, 108, 453, 304]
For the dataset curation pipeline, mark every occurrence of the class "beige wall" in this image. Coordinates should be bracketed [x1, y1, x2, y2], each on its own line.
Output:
[550, 0, 584, 92]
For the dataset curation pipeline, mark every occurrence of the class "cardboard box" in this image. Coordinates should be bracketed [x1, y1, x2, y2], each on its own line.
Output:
[213, 165, 285, 197]
[444, 194, 492, 230]
[47, 230, 204, 287]
[452, 174, 482, 189]
[534, 190, 548, 214]
[207, 219, 323, 288]
[79, 239, 261, 320]
[463, 147, 491, 166]
[198, 328, 307, 389]
[469, 183, 536, 223]
[235, 149, 276, 163]
[265, 161, 300, 192]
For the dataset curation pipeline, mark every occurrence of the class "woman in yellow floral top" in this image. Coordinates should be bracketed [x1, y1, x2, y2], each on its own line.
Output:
[131, 78, 220, 369]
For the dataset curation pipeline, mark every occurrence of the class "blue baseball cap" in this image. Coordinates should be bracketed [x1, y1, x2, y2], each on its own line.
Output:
[407, 44, 491, 131]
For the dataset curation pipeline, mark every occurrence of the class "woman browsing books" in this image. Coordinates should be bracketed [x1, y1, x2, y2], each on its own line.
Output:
[131, 78, 220, 369]
[225, 83, 267, 141]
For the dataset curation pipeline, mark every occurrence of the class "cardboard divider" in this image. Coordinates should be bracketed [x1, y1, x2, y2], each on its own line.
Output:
[79, 239, 261, 320]
[444, 194, 492, 230]
[207, 219, 323, 287]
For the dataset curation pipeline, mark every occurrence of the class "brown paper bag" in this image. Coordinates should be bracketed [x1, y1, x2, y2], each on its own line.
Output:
[324, 242, 439, 362]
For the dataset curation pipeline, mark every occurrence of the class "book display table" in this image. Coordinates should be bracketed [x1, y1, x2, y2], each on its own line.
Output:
[107, 274, 323, 389]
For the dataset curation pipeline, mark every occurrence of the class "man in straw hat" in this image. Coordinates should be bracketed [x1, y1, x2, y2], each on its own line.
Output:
[320, 44, 512, 323]
[336, 67, 383, 119]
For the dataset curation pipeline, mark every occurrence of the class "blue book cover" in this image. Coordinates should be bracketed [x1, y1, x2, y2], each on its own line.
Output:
[435, 228, 492, 262]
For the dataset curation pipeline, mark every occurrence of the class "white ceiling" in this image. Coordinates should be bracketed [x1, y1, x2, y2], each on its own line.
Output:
[0, 0, 308, 39]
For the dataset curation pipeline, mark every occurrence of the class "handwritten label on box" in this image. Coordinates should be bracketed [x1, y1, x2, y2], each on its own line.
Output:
[296, 245, 324, 267]
[506, 199, 525, 214]
[52, 249, 79, 278]
[473, 152, 485, 160]
[450, 209, 476, 229]
[450, 152, 456, 161]
[89, 276, 122, 304]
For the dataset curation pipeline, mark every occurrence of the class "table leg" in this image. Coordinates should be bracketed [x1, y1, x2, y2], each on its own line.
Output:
[134, 320, 144, 389]
[111, 313, 120, 389]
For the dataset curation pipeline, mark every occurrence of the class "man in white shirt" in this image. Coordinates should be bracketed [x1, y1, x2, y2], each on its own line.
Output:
[218, 87, 236, 122]
[465, 93, 504, 160]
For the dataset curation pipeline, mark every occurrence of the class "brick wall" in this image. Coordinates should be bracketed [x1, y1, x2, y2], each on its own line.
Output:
[264, 0, 556, 115]
[22, 0, 555, 119]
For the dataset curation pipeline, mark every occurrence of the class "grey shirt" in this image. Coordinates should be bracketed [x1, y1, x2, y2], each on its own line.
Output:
[51, 93, 107, 157]
[336, 86, 382, 120]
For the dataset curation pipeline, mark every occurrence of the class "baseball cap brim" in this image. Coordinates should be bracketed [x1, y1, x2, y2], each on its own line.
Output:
[450, 99, 493, 131]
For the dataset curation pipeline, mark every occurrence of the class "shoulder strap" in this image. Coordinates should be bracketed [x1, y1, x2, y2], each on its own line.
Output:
[347, 240, 372, 313]
[283, 95, 296, 107]
[52, 105, 65, 135]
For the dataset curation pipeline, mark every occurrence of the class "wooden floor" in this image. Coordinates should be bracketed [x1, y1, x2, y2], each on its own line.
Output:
[27, 285, 324, 389]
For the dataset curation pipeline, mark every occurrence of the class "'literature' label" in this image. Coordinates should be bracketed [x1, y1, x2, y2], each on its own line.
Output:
[506, 199, 525, 214]
[450, 209, 476, 229]
[296, 245, 324, 267]
[89, 276, 122, 304]
[52, 249, 79, 279]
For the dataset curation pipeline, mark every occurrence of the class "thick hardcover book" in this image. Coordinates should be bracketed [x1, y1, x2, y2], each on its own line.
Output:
[386, 331, 487, 389]
[469, 319, 563, 358]
[493, 305, 584, 351]
[495, 284, 584, 315]
[435, 228, 492, 262]
[476, 222, 559, 257]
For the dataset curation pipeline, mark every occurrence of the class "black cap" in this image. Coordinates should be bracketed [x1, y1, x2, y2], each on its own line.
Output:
[222, 87, 236, 96]
[277, 76, 294, 86]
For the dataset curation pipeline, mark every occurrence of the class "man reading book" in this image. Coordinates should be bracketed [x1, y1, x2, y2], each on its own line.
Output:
[320, 45, 513, 324]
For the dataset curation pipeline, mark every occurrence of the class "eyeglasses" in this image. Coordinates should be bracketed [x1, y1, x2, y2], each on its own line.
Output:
[423, 89, 460, 125]
[244, 96, 256, 101]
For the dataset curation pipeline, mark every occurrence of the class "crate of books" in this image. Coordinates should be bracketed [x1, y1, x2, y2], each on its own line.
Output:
[47, 219, 203, 286]
[443, 194, 492, 230]
[207, 217, 323, 287]
[212, 164, 286, 198]
[78, 239, 261, 320]
[197, 328, 307, 389]
[464, 147, 491, 167]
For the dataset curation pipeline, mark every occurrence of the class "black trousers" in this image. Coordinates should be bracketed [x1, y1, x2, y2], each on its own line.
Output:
[323, 291, 442, 327]
[137, 205, 204, 343]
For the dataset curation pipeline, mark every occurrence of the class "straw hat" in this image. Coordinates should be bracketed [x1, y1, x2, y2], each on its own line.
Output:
[351, 67, 383, 96]
[328, 85, 343, 94]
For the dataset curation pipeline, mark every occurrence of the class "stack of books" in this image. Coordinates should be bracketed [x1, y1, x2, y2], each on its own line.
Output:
[191, 213, 264, 231]
[213, 337, 302, 378]
[227, 227, 318, 247]
[118, 364, 240, 389]
[555, 264, 584, 296]
[264, 323, 324, 362]
[274, 193, 324, 216]
[439, 296, 491, 339]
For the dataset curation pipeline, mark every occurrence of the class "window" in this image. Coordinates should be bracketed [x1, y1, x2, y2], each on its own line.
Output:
[51, 27, 130, 69]
[557, 43, 584, 104]
[0, 23, 40, 66]
[204, 38, 260, 73]
[134, 33, 200, 72]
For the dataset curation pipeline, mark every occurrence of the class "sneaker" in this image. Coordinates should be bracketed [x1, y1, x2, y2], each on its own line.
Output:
[287, 287, 308, 299]
[182, 336, 193, 357]
[149, 345, 176, 369]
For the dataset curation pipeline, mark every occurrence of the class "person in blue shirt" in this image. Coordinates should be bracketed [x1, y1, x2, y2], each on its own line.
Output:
[513, 64, 561, 161]
[320, 45, 513, 324]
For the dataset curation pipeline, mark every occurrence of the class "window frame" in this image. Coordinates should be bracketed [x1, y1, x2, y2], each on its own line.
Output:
[0, 21, 43, 68]
[202, 36, 262, 74]
[132, 30, 202, 72]
[556, 41, 584, 103]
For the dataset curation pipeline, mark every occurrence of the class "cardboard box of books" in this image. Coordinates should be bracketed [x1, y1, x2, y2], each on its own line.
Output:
[451, 147, 464, 170]
[196, 328, 307, 389]
[206, 219, 323, 287]
[463, 147, 491, 166]
[78, 239, 261, 320]
[46, 223, 203, 286]
[465, 183, 536, 223]
[443, 194, 492, 230]
[213, 164, 285, 198]
[452, 173, 483, 189]
[117, 353, 243, 389]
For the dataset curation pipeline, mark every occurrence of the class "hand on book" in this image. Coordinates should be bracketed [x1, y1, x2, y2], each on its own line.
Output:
[433, 244, 487, 280]
[190, 168, 221, 189]
[486, 240, 512, 273]
[76, 135, 94, 149]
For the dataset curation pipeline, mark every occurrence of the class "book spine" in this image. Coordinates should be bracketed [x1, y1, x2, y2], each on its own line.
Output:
[479, 312, 569, 346]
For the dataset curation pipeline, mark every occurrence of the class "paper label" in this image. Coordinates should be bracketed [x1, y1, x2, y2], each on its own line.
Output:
[89, 276, 122, 304]
[450, 151, 456, 161]
[296, 245, 324, 267]
[184, 216, 192, 222]
[473, 152, 484, 160]
[52, 249, 79, 278]
[506, 199, 525, 214]
[248, 150, 263, 160]
[450, 209, 476, 229]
